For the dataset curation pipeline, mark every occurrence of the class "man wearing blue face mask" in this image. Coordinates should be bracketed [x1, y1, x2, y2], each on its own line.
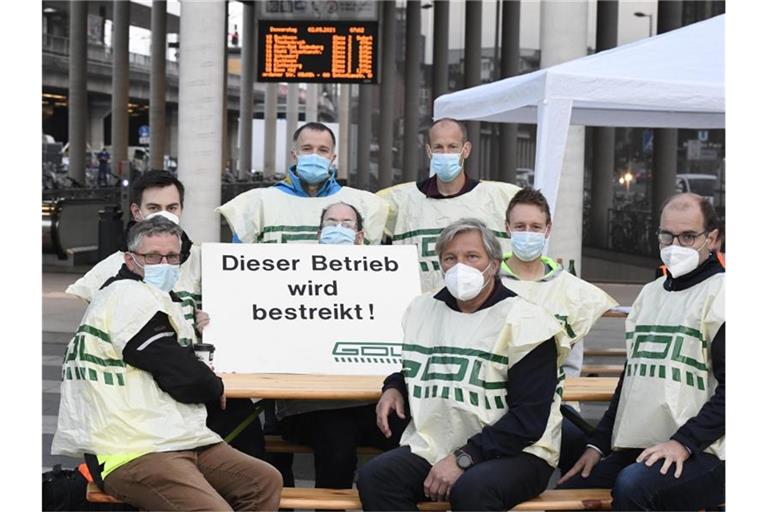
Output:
[274, 201, 408, 491]
[217, 122, 389, 245]
[377, 118, 520, 292]
[501, 187, 617, 474]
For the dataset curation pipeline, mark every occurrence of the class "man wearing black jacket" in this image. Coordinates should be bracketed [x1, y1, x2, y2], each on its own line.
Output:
[558, 193, 725, 511]
[52, 217, 282, 510]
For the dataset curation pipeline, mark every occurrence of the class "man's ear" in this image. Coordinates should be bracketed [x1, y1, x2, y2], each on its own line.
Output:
[129, 203, 141, 221]
[462, 141, 472, 159]
[706, 228, 720, 251]
[545, 223, 553, 239]
[355, 230, 365, 245]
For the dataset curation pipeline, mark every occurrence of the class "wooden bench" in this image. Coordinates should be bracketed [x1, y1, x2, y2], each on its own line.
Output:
[86, 482, 613, 510]
[580, 364, 624, 377]
[264, 434, 382, 455]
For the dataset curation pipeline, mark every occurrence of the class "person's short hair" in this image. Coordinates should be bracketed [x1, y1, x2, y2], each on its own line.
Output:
[293, 122, 336, 148]
[318, 202, 364, 231]
[660, 193, 721, 233]
[505, 187, 552, 226]
[429, 118, 468, 144]
[132, 170, 185, 207]
[434, 218, 502, 274]
[126, 216, 183, 253]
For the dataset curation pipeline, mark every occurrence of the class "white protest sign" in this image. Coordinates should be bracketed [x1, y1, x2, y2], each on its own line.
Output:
[201, 243, 422, 375]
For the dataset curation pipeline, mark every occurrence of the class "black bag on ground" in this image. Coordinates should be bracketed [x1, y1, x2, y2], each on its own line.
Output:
[42, 464, 136, 511]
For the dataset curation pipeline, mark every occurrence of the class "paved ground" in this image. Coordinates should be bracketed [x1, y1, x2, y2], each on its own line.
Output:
[42, 270, 643, 482]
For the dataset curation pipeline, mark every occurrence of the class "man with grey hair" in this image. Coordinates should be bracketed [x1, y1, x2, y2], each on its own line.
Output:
[52, 216, 282, 511]
[358, 218, 569, 511]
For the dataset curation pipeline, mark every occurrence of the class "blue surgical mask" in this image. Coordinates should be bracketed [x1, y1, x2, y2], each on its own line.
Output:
[430, 153, 463, 183]
[296, 153, 332, 184]
[510, 231, 547, 262]
[319, 224, 357, 245]
[142, 263, 181, 292]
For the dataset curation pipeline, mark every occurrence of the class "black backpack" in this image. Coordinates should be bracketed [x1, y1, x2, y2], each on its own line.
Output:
[42, 465, 136, 511]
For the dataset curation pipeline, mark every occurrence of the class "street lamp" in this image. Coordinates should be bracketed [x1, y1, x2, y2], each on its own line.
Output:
[634, 11, 654, 38]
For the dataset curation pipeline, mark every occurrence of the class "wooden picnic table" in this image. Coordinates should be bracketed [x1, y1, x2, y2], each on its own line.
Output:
[220, 374, 618, 402]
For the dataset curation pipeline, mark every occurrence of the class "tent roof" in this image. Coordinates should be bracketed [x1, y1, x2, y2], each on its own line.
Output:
[434, 15, 724, 129]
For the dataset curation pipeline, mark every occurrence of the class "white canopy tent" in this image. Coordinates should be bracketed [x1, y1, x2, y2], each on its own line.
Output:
[433, 14, 724, 218]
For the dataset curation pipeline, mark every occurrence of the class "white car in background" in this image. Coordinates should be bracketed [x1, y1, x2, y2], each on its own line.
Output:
[676, 173, 718, 203]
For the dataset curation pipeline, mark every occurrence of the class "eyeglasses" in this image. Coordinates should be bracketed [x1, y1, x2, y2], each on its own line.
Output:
[133, 252, 182, 265]
[321, 220, 357, 230]
[657, 230, 708, 247]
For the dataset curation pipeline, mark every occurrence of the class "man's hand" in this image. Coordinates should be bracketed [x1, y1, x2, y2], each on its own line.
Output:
[195, 309, 210, 331]
[376, 388, 406, 438]
[636, 440, 690, 478]
[558, 446, 602, 484]
[219, 394, 227, 410]
[423, 454, 464, 502]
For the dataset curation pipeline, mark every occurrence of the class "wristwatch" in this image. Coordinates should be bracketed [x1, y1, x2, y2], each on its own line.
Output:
[453, 449, 474, 470]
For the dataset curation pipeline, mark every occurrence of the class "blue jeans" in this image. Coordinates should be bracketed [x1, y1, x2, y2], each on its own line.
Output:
[358, 445, 552, 511]
[558, 448, 725, 511]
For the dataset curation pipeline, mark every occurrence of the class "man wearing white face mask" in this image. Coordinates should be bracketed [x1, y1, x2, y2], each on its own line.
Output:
[274, 202, 407, 490]
[359, 219, 569, 511]
[501, 188, 618, 472]
[377, 118, 520, 293]
[52, 217, 283, 511]
[559, 193, 725, 511]
[217, 122, 388, 245]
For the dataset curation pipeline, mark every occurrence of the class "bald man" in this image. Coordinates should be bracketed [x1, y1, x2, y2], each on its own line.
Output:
[558, 193, 725, 511]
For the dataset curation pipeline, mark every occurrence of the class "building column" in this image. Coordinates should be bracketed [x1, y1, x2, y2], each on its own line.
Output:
[167, 105, 178, 158]
[111, 0, 130, 174]
[590, 0, 619, 247]
[378, 0, 396, 188]
[464, 0, 482, 178]
[88, 99, 111, 151]
[356, 84, 372, 190]
[238, 0, 255, 178]
[150, 0, 167, 170]
[337, 84, 350, 182]
[652, 1, 683, 233]
[305, 84, 318, 122]
[499, 0, 520, 183]
[540, 0, 588, 274]
[432, 0, 449, 102]
[177, 0, 226, 242]
[403, 0, 421, 182]
[285, 83, 299, 170]
[263, 83, 278, 178]
[68, 0, 88, 184]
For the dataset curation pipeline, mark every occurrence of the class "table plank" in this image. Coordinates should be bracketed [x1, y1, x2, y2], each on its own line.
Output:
[221, 374, 618, 402]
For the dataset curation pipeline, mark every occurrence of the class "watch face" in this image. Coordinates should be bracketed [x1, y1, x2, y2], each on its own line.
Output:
[456, 452, 472, 469]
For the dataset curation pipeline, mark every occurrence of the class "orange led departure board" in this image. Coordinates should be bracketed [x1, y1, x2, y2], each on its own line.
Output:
[258, 20, 378, 83]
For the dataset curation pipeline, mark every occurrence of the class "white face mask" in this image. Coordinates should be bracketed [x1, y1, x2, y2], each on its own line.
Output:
[142, 210, 180, 225]
[660, 245, 701, 278]
[443, 262, 492, 301]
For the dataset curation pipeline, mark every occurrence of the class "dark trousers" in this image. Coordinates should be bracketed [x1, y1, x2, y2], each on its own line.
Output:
[558, 448, 725, 511]
[559, 406, 589, 473]
[357, 445, 553, 511]
[279, 404, 407, 489]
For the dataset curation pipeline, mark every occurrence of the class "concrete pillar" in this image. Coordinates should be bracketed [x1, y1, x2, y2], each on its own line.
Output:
[590, 0, 619, 247]
[540, 0, 588, 274]
[263, 83, 278, 178]
[228, 112, 239, 166]
[403, 0, 421, 182]
[378, 0, 396, 188]
[238, 0, 255, 179]
[178, 0, 226, 242]
[68, 0, 88, 184]
[167, 106, 178, 158]
[285, 83, 299, 170]
[150, 0, 167, 170]
[221, 1, 229, 175]
[88, 100, 111, 151]
[357, 84, 372, 190]
[111, 0, 130, 173]
[652, 1, 683, 231]
[305, 84, 318, 122]
[499, 0, 520, 183]
[464, 0, 482, 178]
[338, 84, 350, 182]
[432, 0, 449, 102]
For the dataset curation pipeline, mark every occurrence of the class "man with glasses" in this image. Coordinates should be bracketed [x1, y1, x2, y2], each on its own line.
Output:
[52, 216, 283, 511]
[217, 122, 388, 245]
[274, 202, 407, 490]
[559, 193, 725, 511]
[377, 118, 520, 292]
